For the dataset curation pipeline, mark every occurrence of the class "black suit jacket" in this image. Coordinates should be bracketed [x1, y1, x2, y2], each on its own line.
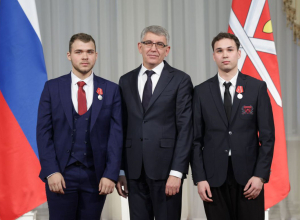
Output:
[119, 61, 193, 180]
[191, 72, 275, 187]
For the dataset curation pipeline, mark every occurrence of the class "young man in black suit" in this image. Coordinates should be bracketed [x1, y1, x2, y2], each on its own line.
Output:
[116, 25, 193, 220]
[191, 32, 275, 220]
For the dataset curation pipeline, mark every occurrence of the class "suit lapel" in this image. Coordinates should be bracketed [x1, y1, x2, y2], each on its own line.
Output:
[209, 74, 228, 127]
[59, 73, 73, 129]
[90, 75, 106, 131]
[145, 62, 174, 113]
[230, 72, 247, 123]
[129, 66, 143, 114]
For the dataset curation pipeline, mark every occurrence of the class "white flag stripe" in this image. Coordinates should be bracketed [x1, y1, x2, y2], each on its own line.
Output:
[244, 0, 266, 37]
[18, 0, 42, 42]
[229, 9, 282, 107]
[238, 48, 247, 70]
[249, 38, 276, 55]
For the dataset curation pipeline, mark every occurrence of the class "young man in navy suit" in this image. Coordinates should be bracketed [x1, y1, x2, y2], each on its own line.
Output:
[191, 32, 275, 220]
[116, 25, 193, 220]
[37, 33, 123, 220]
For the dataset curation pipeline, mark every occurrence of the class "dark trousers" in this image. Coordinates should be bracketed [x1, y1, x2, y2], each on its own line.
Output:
[127, 166, 183, 220]
[204, 157, 265, 220]
[46, 163, 106, 220]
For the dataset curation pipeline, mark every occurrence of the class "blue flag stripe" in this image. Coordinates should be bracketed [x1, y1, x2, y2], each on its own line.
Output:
[0, 0, 47, 158]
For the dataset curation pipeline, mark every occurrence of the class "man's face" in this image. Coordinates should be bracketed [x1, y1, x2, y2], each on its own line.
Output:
[213, 38, 241, 73]
[138, 32, 170, 69]
[67, 40, 98, 76]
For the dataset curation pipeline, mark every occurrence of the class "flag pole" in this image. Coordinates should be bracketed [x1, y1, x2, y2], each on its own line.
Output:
[265, 208, 270, 220]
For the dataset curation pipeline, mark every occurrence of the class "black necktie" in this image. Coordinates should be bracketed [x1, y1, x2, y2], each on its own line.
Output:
[224, 82, 232, 121]
[142, 70, 155, 111]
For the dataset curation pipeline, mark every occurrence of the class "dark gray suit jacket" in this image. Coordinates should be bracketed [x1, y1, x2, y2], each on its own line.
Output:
[119, 61, 193, 180]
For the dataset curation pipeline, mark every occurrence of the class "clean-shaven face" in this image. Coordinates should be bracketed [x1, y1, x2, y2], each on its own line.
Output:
[138, 32, 170, 69]
[213, 38, 241, 73]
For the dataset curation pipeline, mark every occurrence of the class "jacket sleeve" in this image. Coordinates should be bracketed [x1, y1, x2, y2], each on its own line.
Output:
[102, 85, 123, 182]
[190, 86, 207, 185]
[171, 74, 193, 175]
[253, 81, 275, 183]
[36, 81, 60, 181]
[118, 77, 128, 172]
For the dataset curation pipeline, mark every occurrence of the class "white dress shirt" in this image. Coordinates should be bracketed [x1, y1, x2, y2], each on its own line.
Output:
[138, 62, 164, 100]
[120, 62, 183, 179]
[218, 71, 239, 156]
[71, 71, 94, 113]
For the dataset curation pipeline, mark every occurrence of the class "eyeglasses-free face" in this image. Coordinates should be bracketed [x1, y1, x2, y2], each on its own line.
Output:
[138, 32, 170, 70]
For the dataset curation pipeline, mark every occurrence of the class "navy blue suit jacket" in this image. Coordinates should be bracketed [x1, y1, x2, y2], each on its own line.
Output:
[191, 72, 275, 187]
[37, 73, 123, 183]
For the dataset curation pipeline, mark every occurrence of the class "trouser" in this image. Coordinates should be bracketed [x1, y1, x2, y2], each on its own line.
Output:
[204, 157, 265, 220]
[46, 162, 106, 220]
[127, 166, 183, 220]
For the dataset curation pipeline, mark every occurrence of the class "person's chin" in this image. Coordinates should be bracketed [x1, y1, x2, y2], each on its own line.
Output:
[221, 66, 233, 72]
[79, 68, 92, 75]
[148, 60, 160, 66]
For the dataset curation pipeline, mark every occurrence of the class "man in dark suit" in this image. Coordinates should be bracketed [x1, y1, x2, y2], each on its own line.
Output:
[36, 33, 123, 220]
[116, 25, 193, 220]
[191, 32, 275, 220]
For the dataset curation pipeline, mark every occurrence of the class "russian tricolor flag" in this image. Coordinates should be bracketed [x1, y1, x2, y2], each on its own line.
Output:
[0, 0, 47, 219]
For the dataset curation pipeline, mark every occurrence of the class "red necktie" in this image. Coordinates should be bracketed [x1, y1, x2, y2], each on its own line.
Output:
[77, 81, 87, 115]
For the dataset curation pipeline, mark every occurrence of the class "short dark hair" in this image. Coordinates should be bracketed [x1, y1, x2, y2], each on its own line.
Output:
[69, 33, 96, 52]
[211, 32, 240, 51]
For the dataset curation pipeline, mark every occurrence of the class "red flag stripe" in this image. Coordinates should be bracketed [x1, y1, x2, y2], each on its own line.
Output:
[0, 92, 46, 220]
[228, 0, 290, 209]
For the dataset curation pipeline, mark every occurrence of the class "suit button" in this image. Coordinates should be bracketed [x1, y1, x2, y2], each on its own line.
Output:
[85, 141, 87, 144]
[67, 150, 70, 153]
[225, 150, 228, 153]
[85, 130, 88, 132]
[72, 141, 75, 144]
[86, 118, 88, 120]
[229, 131, 232, 135]
[72, 152, 74, 155]
[73, 129, 76, 132]
[140, 138, 143, 141]
[84, 153, 87, 156]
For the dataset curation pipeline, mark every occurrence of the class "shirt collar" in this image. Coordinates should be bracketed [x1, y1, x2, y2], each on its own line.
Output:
[71, 71, 94, 86]
[218, 70, 239, 88]
[139, 61, 165, 77]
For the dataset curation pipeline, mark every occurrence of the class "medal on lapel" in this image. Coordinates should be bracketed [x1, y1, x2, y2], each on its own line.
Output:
[236, 86, 244, 99]
[96, 88, 103, 100]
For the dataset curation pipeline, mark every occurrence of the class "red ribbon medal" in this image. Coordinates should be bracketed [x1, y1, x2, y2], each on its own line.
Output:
[236, 86, 243, 99]
[236, 86, 243, 94]
[96, 88, 103, 95]
[96, 88, 103, 100]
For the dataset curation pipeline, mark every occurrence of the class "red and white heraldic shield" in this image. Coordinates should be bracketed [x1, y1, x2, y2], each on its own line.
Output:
[228, 0, 290, 210]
